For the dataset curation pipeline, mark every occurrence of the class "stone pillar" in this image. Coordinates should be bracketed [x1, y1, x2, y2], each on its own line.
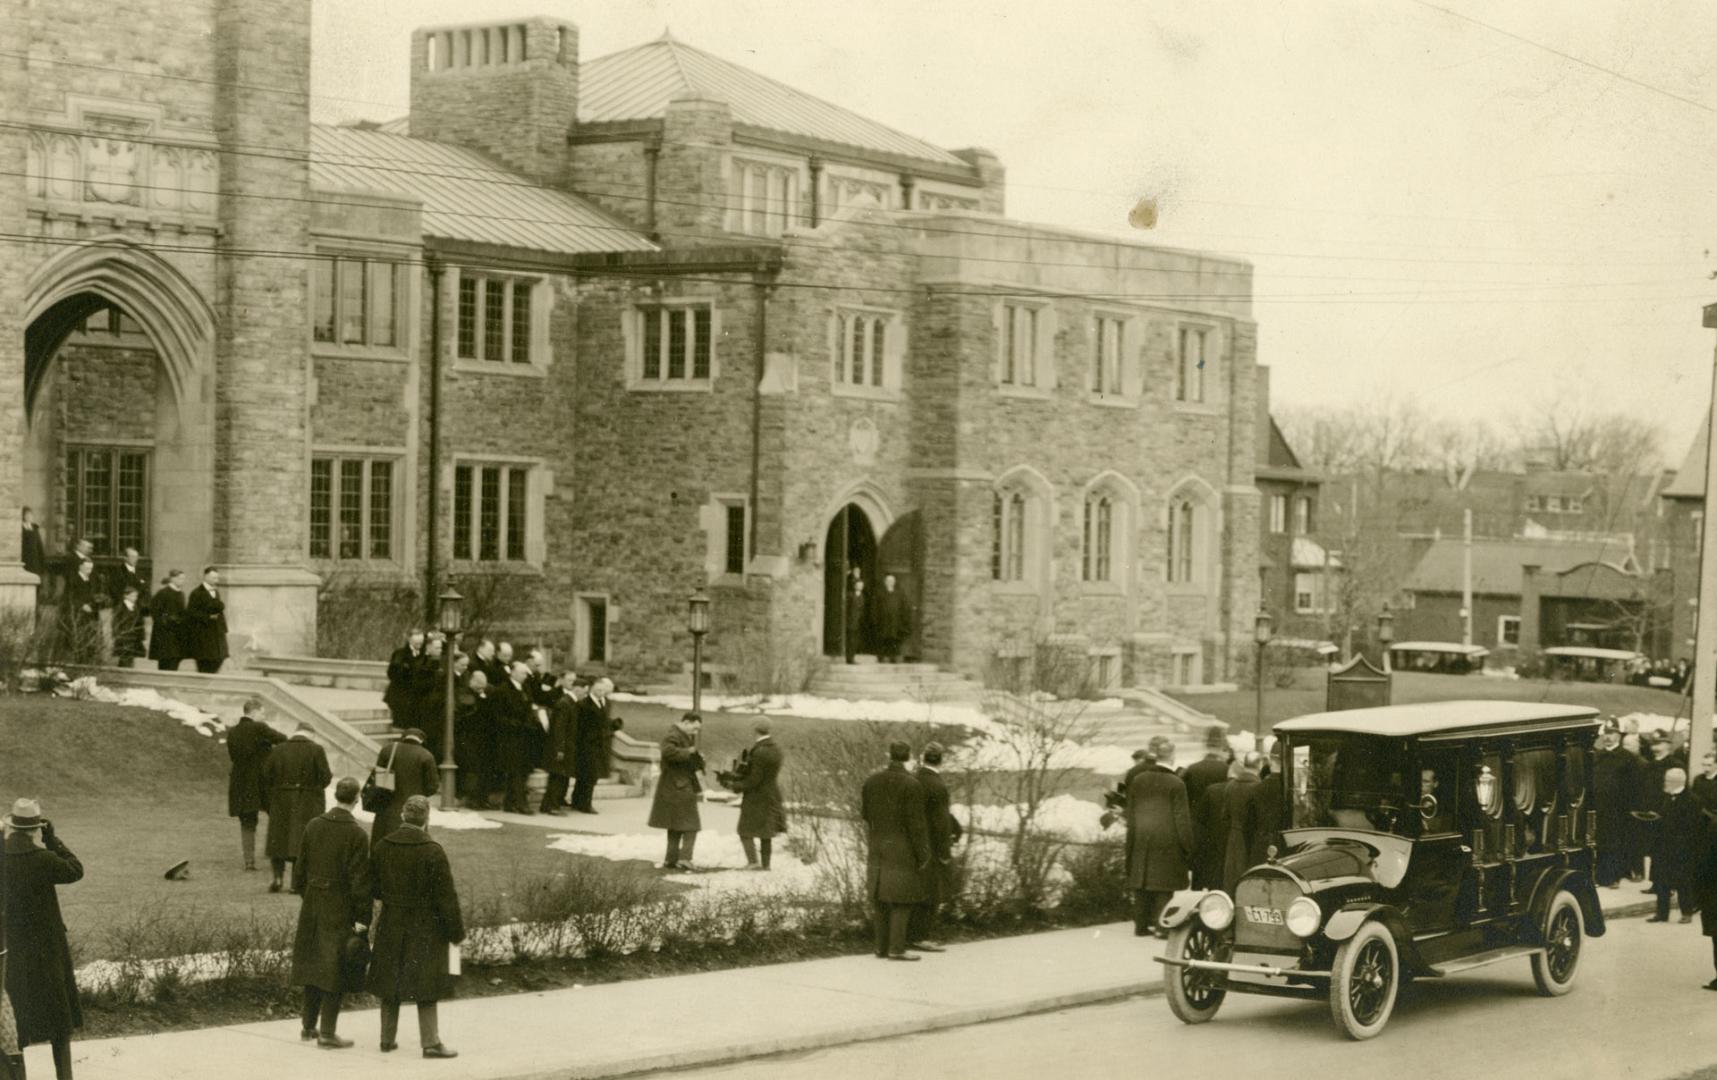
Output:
[211, 0, 320, 656]
[0, 4, 37, 613]
[656, 95, 733, 243]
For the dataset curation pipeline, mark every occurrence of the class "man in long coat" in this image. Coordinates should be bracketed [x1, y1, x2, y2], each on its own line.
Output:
[182, 566, 229, 674]
[262, 725, 333, 894]
[862, 741, 931, 961]
[873, 574, 913, 663]
[454, 670, 494, 809]
[539, 675, 578, 816]
[1181, 726, 1232, 814]
[61, 557, 102, 665]
[1593, 728, 1642, 887]
[491, 663, 536, 815]
[1127, 735, 1194, 937]
[648, 713, 705, 869]
[908, 741, 960, 950]
[1222, 752, 1266, 893]
[290, 777, 370, 1049]
[370, 730, 440, 849]
[147, 571, 186, 671]
[1247, 740, 1286, 868]
[383, 630, 425, 731]
[369, 796, 463, 1059]
[228, 697, 285, 872]
[1, 799, 82, 1080]
[734, 721, 787, 870]
[1646, 767, 1703, 923]
[572, 678, 619, 814]
[1193, 771, 1231, 891]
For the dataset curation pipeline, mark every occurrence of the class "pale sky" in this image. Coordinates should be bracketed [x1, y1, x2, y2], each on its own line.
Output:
[311, 0, 1717, 462]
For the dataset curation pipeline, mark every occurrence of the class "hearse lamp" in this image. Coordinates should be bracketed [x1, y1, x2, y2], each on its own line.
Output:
[1197, 891, 1234, 931]
[1285, 896, 1322, 938]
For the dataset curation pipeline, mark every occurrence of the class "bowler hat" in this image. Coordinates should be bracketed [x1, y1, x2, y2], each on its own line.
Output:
[163, 860, 191, 881]
[3, 798, 43, 830]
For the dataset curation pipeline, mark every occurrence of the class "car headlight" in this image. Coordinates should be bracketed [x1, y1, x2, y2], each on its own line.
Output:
[1196, 891, 1234, 931]
[1285, 896, 1321, 938]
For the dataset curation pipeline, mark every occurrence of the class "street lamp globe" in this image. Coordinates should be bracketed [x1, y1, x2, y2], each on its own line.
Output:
[687, 589, 711, 635]
[1377, 603, 1395, 646]
[1254, 608, 1274, 645]
[437, 586, 464, 636]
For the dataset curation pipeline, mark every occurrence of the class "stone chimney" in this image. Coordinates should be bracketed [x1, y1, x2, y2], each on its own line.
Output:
[952, 147, 1006, 215]
[409, 17, 577, 183]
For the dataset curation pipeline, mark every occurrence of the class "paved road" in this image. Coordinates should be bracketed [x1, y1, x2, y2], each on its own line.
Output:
[658, 918, 1717, 1080]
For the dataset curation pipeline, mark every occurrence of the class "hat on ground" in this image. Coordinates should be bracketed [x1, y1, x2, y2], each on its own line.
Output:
[163, 860, 191, 882]
[3, 798, 43, 830]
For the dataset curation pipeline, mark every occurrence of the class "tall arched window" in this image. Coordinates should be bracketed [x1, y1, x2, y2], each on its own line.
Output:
[1168, 498, 1196, 584]
[992, 489, 1028, 581]
[1082, 494, 1113, 581]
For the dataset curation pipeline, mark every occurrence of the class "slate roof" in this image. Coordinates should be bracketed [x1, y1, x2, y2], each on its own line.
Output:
[310, 124, 657, 255]
[1664, 419, 1708, 499]
[579, 34, 967, 166]
[1402, 536, 1636, 596]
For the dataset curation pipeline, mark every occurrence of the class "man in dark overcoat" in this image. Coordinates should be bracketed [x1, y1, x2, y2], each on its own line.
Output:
[370, 730, 440, 849]
[19, 507, 45, 584]
[110, 586, 146, 668]
[1593, 728, 1643, 887]
[407, 638, 446, 736]
[540, 674, 578, 816]
[734, 721, 787, 870]
[648, 713, 705, 869]
[147, 570, 186, 671]
[369, 796, 463, 1059]
[290, 777, 371, 1049]
[107, 546, 148, 617]
[383, 630, 425, 731]
[182, 566, 229, 674]
[227, 697, 285, 872]
[2, 799, 82, 1080]
[1193, 769, 1231, 891]
[1181, 726, 1232, 812]
[572, 678, 619, 814]
[492, 663, 536, 815]
[844, 570, 870, 664]
[61, 557, 102, 665]
[454, 670, 493, 809]
[908, 742, 960, 950]
[262, 725, 333, 894]
[1247, 740, 1286, 868]
[1127, 735, 1193, 937]
[1222, 752, 1266, 893]
[873, 574, 913, 663]
[1646, 767, 1703, 923]
[862, 741, 931, 961]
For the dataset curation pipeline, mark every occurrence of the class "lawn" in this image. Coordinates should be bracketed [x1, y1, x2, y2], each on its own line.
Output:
[1173, 669, 1689, 734]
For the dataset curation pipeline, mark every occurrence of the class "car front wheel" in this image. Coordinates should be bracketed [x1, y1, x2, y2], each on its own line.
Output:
[1531, 890, 1583, 996]
[1163, 921, 1229, 1024]
[1329, 921, 1399, 1040]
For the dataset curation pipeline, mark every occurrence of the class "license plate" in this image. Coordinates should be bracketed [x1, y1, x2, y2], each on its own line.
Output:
[1242, 905, 1284, 925]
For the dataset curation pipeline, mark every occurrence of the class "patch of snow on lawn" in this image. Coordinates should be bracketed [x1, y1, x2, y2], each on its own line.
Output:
[58, 676, 224, 737]
[612, 691, 1006, 736]
[321, 787, 500, 830]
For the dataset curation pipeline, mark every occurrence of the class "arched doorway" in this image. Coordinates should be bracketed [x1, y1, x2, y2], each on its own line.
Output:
[822, 504, 878, 658]
[876, 510, 923, 661]
[21, 240, 215, 606]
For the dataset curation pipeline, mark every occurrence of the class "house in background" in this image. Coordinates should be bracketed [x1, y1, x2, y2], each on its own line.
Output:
[1254, 365, 1333, 639]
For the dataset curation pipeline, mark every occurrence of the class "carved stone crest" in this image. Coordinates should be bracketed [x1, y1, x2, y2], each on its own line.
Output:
[84, 136, 140, 205]
[848, 417, 880, 467]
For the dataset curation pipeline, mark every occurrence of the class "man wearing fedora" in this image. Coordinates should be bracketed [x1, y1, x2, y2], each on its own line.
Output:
[2, 799, 83, 1079]
[262, 725, 333, 895]
[368, 796, 462, 1059]
[290, 777, 370, 1050]
[369, 729, 439, 850]
[227, 698, 285, 872]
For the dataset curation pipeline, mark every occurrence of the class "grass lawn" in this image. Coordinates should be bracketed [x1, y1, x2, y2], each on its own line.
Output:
[1173, 670, 1689, 733]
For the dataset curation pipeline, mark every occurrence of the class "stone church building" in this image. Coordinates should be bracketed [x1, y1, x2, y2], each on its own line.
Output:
[0, 6, 1262, 690]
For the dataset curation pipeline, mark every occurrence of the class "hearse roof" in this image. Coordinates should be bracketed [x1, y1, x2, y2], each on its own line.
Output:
[1276, 700, 1599, 738]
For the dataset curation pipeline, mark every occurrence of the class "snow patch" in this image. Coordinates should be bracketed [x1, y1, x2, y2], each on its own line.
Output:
[56, 676, 224, 737]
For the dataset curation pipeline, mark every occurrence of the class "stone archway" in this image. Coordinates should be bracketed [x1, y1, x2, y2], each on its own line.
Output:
[20, 237, 216, 602]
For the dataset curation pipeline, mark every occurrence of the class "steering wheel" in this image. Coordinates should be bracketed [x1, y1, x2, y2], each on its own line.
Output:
[1370, 802, 1404, 831]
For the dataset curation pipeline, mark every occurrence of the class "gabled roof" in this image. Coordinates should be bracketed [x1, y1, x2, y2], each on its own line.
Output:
[1664, 419, 1708, 499]
[579, 34, 967, 166]
[310, 125, 657, 255]
[1402, 536, 1636, 596]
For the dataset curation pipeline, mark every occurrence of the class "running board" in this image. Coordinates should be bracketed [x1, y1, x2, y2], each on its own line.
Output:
[1424, 945, 1541, 977]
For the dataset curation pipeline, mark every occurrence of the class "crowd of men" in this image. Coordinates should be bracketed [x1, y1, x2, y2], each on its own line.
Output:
[859, 740, 962, 961]
[380, 631, 620, 817]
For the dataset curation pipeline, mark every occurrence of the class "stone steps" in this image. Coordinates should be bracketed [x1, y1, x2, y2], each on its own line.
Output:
[807, 658, 989, 704]
[251, 654, 390, 693]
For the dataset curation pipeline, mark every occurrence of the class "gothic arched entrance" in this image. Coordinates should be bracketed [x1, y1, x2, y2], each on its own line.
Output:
[822, 504, 878, 658]
[876, 510, 923, 661]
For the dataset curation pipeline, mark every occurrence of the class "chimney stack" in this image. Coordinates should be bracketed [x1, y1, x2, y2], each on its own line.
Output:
[409, 17, 577, 183]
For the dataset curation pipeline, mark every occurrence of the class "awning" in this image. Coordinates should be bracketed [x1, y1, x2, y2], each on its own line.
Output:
[1390, 641, 1490, 657]
[1543, 646, 1642, 662]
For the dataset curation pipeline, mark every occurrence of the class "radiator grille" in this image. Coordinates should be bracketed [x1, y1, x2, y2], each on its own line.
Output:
[1233, 874, 1305, 952]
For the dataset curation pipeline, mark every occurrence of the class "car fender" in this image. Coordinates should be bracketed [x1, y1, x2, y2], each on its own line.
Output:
[1158, 889, 1222, 931]
[1321, 903, 1427, 971]
[1528, 867, 1606, 939]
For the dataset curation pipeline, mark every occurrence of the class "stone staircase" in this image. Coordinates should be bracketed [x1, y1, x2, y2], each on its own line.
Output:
[806, 658, 988, 705]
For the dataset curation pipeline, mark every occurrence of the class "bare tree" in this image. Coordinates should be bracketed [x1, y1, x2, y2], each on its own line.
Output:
[1513, 393, 1662, 477]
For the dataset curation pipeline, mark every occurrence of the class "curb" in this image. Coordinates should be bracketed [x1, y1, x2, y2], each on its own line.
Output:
[505, 978, 1165, 1080]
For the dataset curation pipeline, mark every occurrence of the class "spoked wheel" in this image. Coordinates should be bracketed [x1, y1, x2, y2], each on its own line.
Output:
[1531, 891, 1584, 996]
[1329, 921, 1399, 1040]
[1163, 921, 1230, 1024]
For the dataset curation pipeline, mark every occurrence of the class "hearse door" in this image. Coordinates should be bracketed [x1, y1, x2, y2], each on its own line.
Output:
[1406, 746, 1466, 933]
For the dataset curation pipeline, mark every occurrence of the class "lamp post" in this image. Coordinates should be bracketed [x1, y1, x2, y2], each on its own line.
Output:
[1378, 602, 1395, 674]
[437, 586, 463, 810]
[687, 589, 711, 715]
[1254, 607, 1273, 739]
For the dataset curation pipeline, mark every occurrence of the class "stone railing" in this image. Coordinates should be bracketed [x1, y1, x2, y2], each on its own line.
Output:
[250, 654, 389, 692]
[1117, 686, 1224, 736]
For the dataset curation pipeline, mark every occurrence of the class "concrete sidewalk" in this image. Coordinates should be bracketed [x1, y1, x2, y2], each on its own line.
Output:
[65, 923, 1158, 1080]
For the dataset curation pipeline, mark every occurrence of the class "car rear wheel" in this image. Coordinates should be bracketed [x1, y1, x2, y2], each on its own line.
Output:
[1163, 921, 1229, 1024]
[1531, 890, 1583, 996]
[1329, 921, 1399, 1040]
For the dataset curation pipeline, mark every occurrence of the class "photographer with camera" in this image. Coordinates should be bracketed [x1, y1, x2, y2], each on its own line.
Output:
[648, 713, 705, 871]
[3, 799, 83, 1080]
[725, 721, 786, 871]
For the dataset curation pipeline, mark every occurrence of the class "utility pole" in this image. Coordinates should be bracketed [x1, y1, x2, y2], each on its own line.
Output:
[1690, 304, 1717, 772]
[1462, 508, 1474, 647]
